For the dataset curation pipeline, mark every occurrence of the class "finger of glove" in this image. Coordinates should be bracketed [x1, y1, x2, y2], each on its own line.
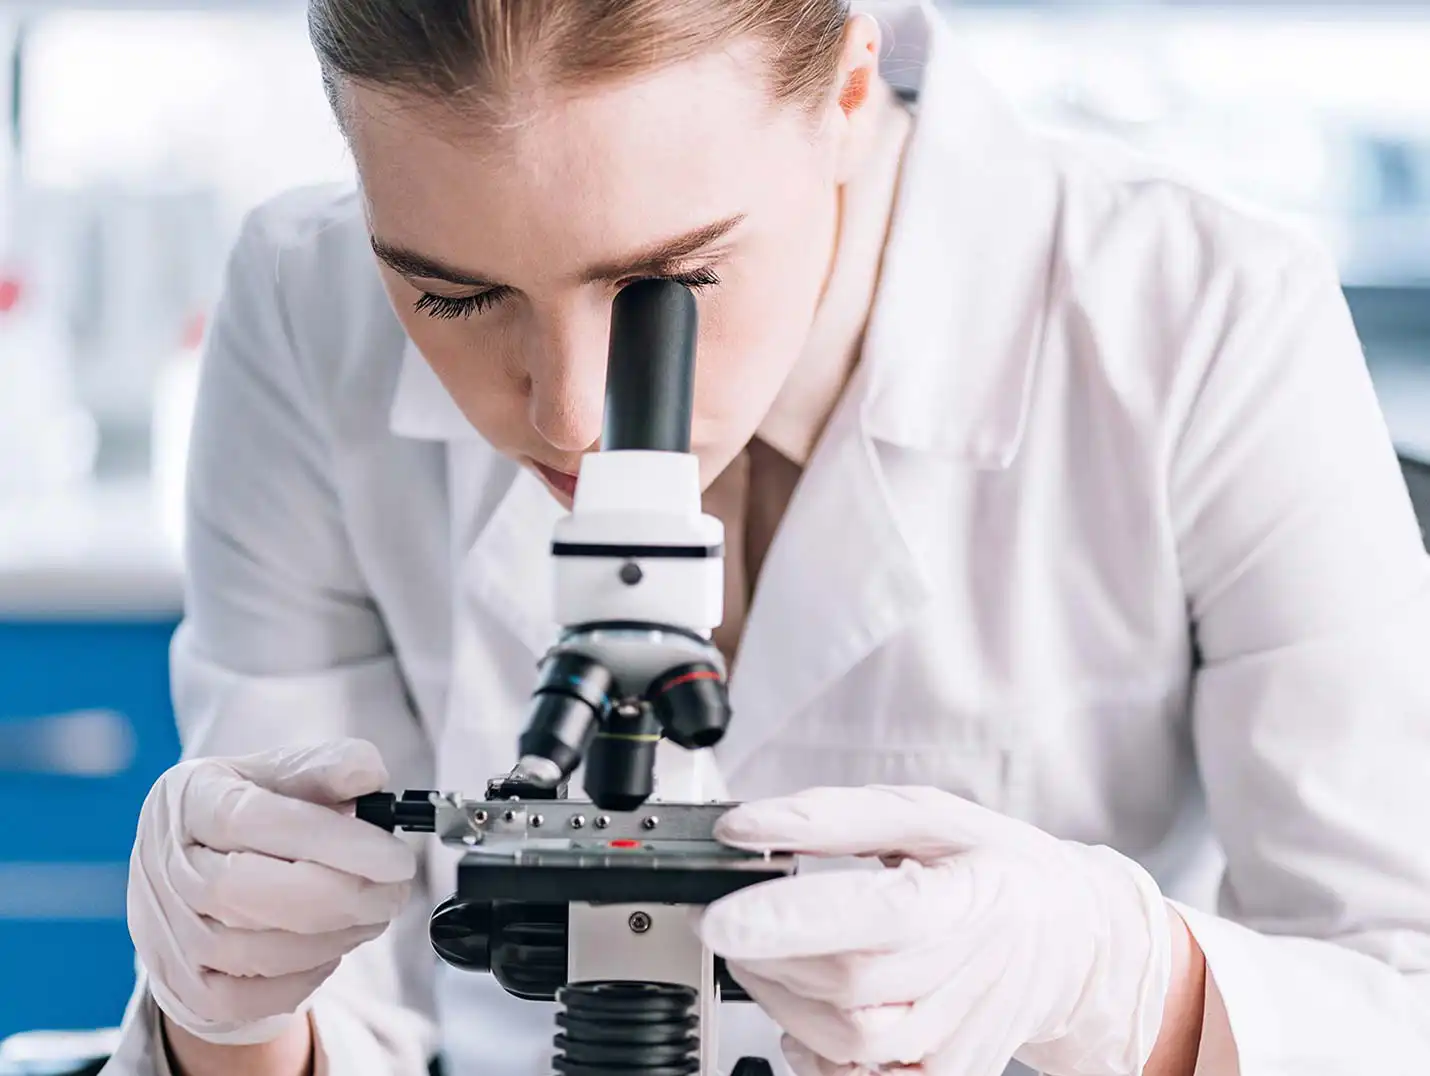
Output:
[191, 961, 342, 1027]
[728, 927, 986, 1010]
[781, 1037, 927, 1076]
[172, 844, 411, 932]
[229, 739, 388, 805]
[715, 786, 1042, 861]
[170, 912, 388, 979]
[780, 1036, 871, 1076]
[183, 765, 415, 885]
[732, 933, 1024, 1070]
[726, 964, 928, 1068]
[908, 985, 1033, 1076]
[700, 860, 975, 962]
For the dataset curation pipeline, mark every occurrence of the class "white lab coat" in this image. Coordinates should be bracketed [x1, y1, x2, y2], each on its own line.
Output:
[105, 3, 1430, 1074]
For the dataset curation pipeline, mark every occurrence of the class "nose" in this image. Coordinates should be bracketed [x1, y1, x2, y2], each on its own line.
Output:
[527, 310, 607, 453]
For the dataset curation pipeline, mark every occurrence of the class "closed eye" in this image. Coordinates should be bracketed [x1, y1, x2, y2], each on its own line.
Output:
[413, 287, 512, 320]
[413, 267, 721, 322]
[661, 266, 721, 291]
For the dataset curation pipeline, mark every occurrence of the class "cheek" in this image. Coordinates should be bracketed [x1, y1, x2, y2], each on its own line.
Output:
[380, 275, 529, 440]
[691, 200, 834, 444]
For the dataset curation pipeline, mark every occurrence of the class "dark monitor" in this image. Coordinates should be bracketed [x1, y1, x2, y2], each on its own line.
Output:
[1401, 453, 1430, 550]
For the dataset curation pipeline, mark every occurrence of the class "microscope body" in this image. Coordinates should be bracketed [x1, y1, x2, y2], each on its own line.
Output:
[518, 446, 731, 812]
[358, 281, 790, 1075]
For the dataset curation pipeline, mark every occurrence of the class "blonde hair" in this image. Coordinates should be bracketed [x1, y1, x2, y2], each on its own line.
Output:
[309, 0, 851, 123]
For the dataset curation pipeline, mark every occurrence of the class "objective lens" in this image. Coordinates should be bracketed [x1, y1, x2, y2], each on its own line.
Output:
[585, 705, 660, 812]
[648, 663, 730, 750]
[520, 652, 614, 781]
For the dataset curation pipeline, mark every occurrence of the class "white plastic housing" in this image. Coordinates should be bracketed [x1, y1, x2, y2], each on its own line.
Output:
[553, 451, 724, 632]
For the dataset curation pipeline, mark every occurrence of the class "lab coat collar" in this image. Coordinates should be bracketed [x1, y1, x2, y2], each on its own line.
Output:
[389, 339, 484, 440]
[857, 1, 1061, 469]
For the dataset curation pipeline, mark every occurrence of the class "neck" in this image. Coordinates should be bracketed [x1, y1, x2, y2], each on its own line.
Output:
[754, 75, 912, 465]
[816, 75, 909, 310]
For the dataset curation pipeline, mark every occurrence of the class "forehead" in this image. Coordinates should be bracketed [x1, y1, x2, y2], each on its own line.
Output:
[345, 51, 815, 279]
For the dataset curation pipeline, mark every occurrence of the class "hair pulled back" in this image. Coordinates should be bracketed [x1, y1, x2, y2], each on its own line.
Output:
[309, 0, 851, 121]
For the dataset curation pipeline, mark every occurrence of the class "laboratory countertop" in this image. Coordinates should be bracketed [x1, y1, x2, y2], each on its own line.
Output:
[0, 479, 183, 619]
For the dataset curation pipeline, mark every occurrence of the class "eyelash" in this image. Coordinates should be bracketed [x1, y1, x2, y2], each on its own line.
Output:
[413, 288, 510, 321]
[413, 266, 723, 321]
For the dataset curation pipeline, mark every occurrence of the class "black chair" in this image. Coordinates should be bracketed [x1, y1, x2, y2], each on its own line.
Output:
[1401, 451, 1430, 549]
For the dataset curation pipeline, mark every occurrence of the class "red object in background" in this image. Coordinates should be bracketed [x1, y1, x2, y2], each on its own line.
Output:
[0, 277, 22, 315]
[181, 311, 207, 350]
[608, 839, 642, 849]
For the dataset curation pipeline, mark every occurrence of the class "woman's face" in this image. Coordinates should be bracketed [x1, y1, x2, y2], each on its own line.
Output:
[345, 33, 875, 506]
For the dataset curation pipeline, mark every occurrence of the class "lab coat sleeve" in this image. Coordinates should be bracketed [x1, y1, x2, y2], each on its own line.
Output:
[103, 203, 437, 1076]
[1169, 245, 1430, 1073]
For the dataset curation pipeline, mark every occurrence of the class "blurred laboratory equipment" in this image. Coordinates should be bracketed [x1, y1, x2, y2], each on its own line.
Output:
[0, 267, 96, 498]
[7, 183, 223, 468]
[3, 7, 350, 481]
[945, 5, 1430, 284]
[0, 707, 136, 778]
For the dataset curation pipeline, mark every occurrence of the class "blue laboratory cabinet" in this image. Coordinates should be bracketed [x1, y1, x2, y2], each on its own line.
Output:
[0, 484, 183, 1040]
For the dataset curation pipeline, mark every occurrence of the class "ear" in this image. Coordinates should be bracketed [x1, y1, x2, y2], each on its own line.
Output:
[826, 13, 884, 180]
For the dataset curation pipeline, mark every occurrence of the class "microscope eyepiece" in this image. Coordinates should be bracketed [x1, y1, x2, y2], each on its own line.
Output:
[603, 279, 698, 454]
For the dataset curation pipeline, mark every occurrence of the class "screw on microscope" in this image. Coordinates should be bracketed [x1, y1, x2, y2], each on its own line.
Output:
[628, 911, 652, 934]
[473, 809, 488, 824]
[531, 814, 544, 827]
[503, 809, 517, 823]
[642, 816, 659, 830]
[595, 815, 610, 829]
[570, 815, 586, 829]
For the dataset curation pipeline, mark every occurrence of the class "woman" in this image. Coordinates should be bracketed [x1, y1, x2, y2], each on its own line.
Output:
[112, 1, 1430, 1074]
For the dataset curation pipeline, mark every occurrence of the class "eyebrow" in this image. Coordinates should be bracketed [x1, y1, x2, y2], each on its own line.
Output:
[370, 214, 745, 290]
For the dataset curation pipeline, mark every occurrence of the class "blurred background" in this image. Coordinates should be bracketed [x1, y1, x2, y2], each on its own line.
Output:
[1, 0, 1428, 1049]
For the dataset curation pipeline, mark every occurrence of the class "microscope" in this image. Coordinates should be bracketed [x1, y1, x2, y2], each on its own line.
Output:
[357, 280, 793, 1076]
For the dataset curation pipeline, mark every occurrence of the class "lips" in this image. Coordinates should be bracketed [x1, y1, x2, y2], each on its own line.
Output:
[533, 461, 579, 499]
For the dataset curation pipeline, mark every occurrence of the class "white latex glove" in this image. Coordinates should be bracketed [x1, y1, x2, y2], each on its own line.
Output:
[127, 738, 417, 1046]
[699, 786, 1172, 1076]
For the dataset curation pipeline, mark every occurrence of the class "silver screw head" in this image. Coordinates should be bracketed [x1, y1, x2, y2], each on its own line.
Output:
[628, 911, 653, 934]
[594, 815, 611, 829]
[642, 816, 659, 830]
[570, 815, 586, 829]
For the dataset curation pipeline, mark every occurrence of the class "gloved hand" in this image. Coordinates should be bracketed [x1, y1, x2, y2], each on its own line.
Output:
[699, 786, 1173, 1076]
[127, 739, 417, 1045]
